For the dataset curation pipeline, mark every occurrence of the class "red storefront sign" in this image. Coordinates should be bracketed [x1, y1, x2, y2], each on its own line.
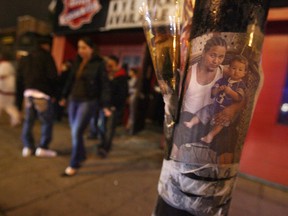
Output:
[59, 0, 102, 29]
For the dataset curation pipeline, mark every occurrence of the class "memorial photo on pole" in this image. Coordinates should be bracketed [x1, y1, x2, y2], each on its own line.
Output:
[141, 0, 270, 215]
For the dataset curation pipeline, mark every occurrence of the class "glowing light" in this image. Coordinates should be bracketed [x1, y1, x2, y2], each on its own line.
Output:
[281, 103, 288, 112]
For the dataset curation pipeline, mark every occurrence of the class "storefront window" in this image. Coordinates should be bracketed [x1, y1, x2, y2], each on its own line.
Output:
[122, 55, 142, 68]
[278, 68, 288, 125]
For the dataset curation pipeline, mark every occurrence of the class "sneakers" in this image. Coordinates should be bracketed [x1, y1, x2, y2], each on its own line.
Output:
[22, 147, 57, 158]
[97, 148, 108, 159]
[22, 147, 33, 157]
[35, 148, 57, 157]
[62, 166, 77, 177]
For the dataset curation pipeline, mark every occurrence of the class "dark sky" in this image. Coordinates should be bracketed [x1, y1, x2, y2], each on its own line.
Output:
[0, 0, 52, 28]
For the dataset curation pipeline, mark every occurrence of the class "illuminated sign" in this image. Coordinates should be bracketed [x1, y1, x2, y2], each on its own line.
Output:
[54, 0, 177, 33]
[105, 0, 142, 29]
[59, 0, 102, 29]
[104, 0, 177, 30]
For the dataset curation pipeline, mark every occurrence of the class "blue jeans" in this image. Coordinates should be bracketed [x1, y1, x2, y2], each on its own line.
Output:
[68, 99, 97, 168]
[22, 97, 54, 150]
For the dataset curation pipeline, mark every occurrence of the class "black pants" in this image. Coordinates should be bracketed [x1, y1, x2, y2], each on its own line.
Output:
[99, 108, 123, 152]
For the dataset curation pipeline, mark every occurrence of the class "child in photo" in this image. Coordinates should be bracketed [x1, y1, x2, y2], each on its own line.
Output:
[184, 55, 248, 144]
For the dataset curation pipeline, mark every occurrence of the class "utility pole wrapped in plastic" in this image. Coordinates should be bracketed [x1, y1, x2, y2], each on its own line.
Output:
[141, 0, 270, 215]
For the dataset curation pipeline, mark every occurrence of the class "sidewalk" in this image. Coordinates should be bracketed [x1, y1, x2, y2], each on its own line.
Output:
[0, 116, 287, 216]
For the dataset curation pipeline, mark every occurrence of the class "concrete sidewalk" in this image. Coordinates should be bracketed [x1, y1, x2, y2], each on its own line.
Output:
[0, 116, 287, 216]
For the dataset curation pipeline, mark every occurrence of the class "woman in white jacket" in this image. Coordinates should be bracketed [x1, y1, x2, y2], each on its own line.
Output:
[0, 54, 21, 126]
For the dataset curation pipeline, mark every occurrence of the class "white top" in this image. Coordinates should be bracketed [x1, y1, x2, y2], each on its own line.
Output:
[24, 89, 50, 100]
[0, 61, 16, 93]
[128, 77, 137, 95]
[182, 63, 223, 113]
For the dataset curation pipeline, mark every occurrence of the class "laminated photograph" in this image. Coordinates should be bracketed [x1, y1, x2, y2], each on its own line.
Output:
[141, 0, 270, 215]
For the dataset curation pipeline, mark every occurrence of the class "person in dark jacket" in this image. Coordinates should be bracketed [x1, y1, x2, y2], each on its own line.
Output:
[97, 55, 128, 158]
[59, 37, 110, 176]
[18, 35, 58, 158]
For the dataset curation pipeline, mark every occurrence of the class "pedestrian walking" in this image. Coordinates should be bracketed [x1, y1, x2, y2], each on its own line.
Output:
[60, 37, 110, 176]
[97, 55, 128, 158]
[18, 35, 58, 158]
[0, 51, 21, 126]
